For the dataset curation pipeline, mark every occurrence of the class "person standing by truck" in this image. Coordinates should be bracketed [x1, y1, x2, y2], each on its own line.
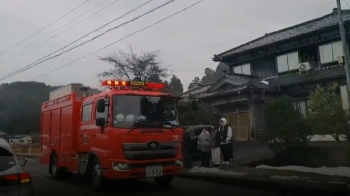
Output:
[182, 127, 192, 168]
[209, 125, 221, 168]
[197, 128, 211, 168]
[219, 118, 232, 164]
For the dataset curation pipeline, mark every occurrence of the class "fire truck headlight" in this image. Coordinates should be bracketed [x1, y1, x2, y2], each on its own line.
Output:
[112, 162, 130, 171]
[174, 160, 183, 166]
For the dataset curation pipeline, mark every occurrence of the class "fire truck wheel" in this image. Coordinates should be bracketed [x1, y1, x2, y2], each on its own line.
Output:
[50, 154, 63, 179]
[154, 175, 173, 186]
[90, 158, 106, 191]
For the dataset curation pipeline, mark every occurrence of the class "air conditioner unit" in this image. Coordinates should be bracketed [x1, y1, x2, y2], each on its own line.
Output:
[298, 62, 311, 72]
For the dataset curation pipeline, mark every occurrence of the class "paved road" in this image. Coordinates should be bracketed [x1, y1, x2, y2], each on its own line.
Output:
[23, 158, 280, 196]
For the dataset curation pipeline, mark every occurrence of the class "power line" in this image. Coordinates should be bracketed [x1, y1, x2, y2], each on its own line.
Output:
[0, 0, 153, 68]
[0, 0, 90, 57]
[0, 0, 119, 66]
[30, 0, 204, 81]
[343, 0, 350, 8]
[19, 0, 109, 52]
[0, 0, 173, 81]
[29, 0, 174, 64]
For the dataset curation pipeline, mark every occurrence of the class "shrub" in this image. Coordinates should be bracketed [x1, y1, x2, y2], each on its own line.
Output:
[309, 83, 348, 142]
[265, 96, 311, 154]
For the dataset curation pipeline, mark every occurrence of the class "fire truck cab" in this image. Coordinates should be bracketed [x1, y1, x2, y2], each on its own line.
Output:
[39, 80, 184, 190]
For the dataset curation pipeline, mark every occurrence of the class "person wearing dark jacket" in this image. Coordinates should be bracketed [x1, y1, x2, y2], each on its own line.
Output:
[209, 125, 221, 168]
[182, 128, 192, 168]
[219, 118, 232, 164]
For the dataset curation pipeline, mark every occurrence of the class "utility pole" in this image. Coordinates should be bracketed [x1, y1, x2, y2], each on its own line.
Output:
[336, 0, 350, 109]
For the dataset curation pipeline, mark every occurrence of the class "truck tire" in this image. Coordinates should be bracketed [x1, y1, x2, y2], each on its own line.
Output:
[90, 158, 106, 191]
[50, 154, 63, 180]
[154, 175, 173, 186]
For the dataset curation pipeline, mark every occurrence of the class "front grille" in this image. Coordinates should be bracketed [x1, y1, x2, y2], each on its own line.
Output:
[122, 142, 178, 151]
[124, 149, 176, 160]
[122, 142, 178, 160]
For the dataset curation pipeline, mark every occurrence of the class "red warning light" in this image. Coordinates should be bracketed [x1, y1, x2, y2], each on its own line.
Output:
[145, 82, 165, 89]
[101, 80, 127, 86]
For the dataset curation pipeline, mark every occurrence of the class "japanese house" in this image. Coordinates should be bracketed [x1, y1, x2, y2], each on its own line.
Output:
[180, 8, 349, 141]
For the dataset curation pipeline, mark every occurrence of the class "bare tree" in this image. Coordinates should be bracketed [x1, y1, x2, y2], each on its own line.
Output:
[98, 47, 170, 82]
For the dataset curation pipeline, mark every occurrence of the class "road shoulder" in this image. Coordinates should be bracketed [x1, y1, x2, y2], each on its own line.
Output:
[178, 166, 350, 196]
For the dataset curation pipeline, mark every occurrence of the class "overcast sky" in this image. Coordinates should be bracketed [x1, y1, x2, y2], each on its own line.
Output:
[0, 0, 345, 90]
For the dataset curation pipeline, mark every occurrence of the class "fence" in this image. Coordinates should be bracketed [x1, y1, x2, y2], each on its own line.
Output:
[11, 143, 40, 156]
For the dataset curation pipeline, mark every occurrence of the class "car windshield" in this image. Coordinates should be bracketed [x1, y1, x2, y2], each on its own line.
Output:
[0, 147, 16, 172]
[112, 95, 179, 128]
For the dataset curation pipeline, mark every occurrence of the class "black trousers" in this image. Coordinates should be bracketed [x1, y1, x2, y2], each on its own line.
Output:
[220, 143, 231, 162]
[201, 151, 211, 167]
[229, 142, 233, 159]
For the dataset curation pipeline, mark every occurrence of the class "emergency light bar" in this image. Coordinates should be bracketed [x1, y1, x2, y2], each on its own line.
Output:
[101, 80, 165, 89]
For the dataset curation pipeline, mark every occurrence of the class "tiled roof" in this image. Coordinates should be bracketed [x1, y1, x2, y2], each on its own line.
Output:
[180, 66, 345, 100]
[225, 74, 271, 89]
[224, 73, 258, 83]
[180, 74, 270, 100]
[266, 65, 345, 87]
[197, 84, 249, 99]
[198, 80, 271, 99]
[214, 9, 350, 59]
[179, 83, 214, 101]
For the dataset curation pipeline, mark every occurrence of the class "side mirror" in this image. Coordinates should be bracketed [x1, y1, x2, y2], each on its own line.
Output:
[18, 158, 27, 166]
[96, 117, 106, 127]
[96, 99, 105, 113]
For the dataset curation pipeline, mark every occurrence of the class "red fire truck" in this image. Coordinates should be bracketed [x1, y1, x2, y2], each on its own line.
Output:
[39, 80, 184, 190]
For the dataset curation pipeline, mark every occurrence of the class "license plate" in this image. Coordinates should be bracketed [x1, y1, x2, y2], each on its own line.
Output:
[145, 166, 163, 177]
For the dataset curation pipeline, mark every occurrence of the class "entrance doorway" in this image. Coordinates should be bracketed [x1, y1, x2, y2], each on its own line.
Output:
[224, 112, 249, 141]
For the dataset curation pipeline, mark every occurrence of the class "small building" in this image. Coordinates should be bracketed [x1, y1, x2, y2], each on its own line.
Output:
[180, 8, 349, 141]
[9, 135, 32, 145]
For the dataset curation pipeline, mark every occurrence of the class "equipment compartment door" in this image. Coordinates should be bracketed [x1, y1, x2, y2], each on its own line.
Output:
[50, 109, 61, 153]
[78, 102, 93, 152]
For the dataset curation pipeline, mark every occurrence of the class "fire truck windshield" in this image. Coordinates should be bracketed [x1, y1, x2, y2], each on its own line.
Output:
[112, 95, 179, 128]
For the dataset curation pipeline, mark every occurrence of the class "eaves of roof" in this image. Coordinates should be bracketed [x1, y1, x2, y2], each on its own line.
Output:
[266, 65, 345, 87]
[213, 9, 350, 60]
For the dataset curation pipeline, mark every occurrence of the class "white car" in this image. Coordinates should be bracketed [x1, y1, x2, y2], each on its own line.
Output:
[0, 138, 35, 196]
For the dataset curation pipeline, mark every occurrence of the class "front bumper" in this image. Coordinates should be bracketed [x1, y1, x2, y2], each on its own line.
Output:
[101, 157, 183, 179]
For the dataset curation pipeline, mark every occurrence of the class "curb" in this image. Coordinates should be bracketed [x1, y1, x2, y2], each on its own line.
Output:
[236, 157, 274, 167]
[178, 173, 350, 196]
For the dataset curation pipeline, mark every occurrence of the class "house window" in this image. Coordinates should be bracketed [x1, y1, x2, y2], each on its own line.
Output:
[233, 63, 251, 75]
[318, 41, 343, 64]
[294, 100, 307, 117]
[81, 104, 92, 121]
[19, 140, 24, 144]
[277, 51, 300, 73]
